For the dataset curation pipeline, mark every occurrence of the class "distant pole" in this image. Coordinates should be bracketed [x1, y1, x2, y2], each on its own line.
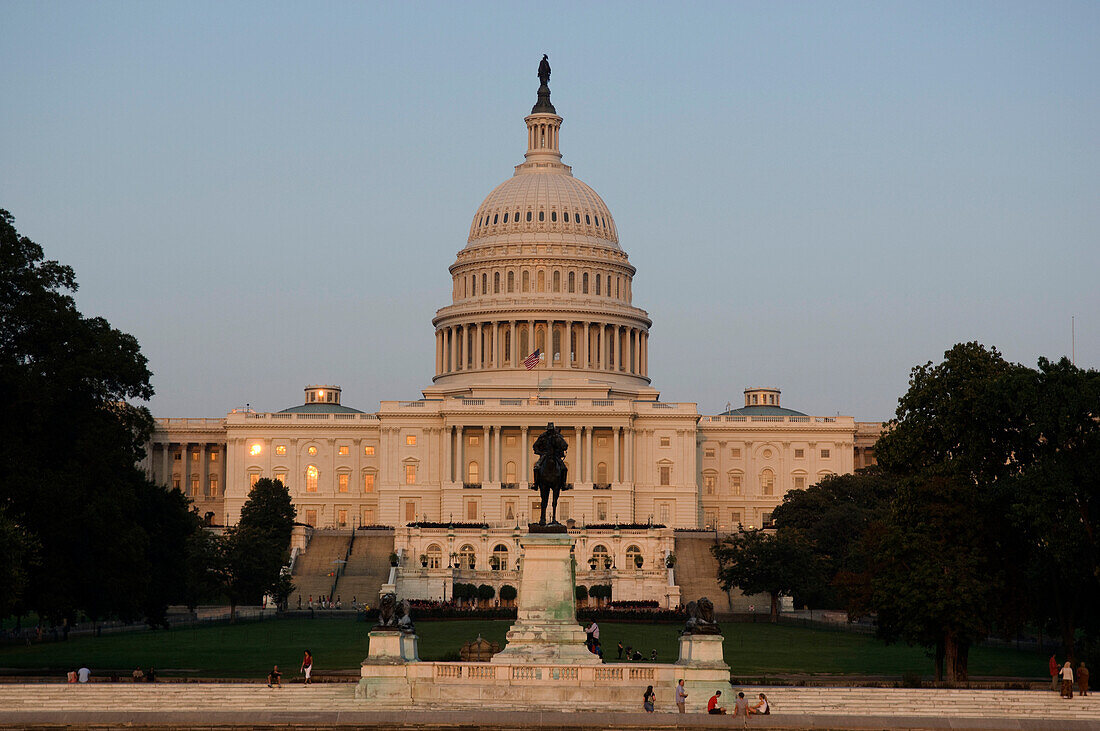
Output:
[1072, 315, 1075, 365]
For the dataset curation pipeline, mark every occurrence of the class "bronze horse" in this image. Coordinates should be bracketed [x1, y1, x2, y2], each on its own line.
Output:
[531, 422, 569, 525]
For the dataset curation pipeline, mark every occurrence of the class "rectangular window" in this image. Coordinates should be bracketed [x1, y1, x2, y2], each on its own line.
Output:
[762, 473, 775, 495]
[703, 474, 716, 494]
[468, 435, 480, 446]
[659, 437, 671, 448]
[210, 451, 219, 462]
[338, 446, 349, 456]
[362, 507, 375, 525]
[405, 464, 416, 484]
[363, 473, 375, 493]
[338, 474, 349, 493]
[466, 500, 478, 520]
[596, 500, 608, 521]
[174, 452, 182, 461]
[704, 510, 717, 530]
[209, 477, 219, 497]
[173, 478, 181, 490]
[597, 437, 608, 447]
[731, 511, 742, 526]
[364, 445, 375, 456]
[338, 509, 348, 527]
[730, 474, 742, 495]
[763, 511, 773, 527]
[249, 473, 260, 488]
[794, 448, 804, 458]
[658, 502, 670, 524]
[404, 502, 416, 521]
[559, 500, 570, 522]
[659, 466, 671, 486]
[275, 472, 287, 488]
[305, 509, 317, 527]
[275, 445, 287, 456]
[821, 448, 830, 458]
[704, 447, 715, 458]
[794, 476, 805, 489]
[730, 448, 741, 458]
[406, 435, 417, 446]
[504, 501, 515, 520]
[191, 451, 199, 461]
[190, 477, 199, 496]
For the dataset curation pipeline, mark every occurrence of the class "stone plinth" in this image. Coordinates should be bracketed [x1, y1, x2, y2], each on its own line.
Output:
[356, 630, 418, 701]
[492, 532, 600, 665]
[675, 633, 727, 669]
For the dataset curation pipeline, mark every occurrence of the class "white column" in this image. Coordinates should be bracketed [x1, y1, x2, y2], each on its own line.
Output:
[476, 323, 483, 369]
[458, 426, 465, 485]
[495, 426, 502, 483]
[483, 426, 491, 484]
[444, 425, 453, 483]
[585, 427, 594, 482]
[625, 428, 633, 483]
[510, 320, 517, 366]
[199, 443, 208, 497]
[613, 325, 620, 371]
[582, 322, 590, 368]
[161, 442, 170, 488]
[521, 426, 529, 486]
[612, 427, 620, 483]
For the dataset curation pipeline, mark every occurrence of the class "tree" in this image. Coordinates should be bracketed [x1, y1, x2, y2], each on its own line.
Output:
[182, 525, 224, 615]
[477, 584, 495, 604]
[0, 506, 38, 619]
[770, 470, 894, 610]
[574, 584, 589, 603]
[0, 210, 197, 627]
[713, 528, 819, 621]
[499, 584, 517, 603]
[221, 478, 295, 619]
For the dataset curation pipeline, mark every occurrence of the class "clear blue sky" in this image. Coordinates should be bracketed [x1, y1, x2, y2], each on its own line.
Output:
[2, 1, 1097, 421]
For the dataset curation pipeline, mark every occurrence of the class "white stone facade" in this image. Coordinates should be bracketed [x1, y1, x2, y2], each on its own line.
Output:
[141, 83, 881, 532]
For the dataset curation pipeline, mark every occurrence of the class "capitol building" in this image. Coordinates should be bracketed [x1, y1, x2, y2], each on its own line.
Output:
[143, 72, 880, 604]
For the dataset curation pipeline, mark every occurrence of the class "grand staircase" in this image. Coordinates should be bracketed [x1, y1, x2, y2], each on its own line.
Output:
[673, 532, 736, 611]
[333, 529, 394, 606]
[289, 531, 352, 607]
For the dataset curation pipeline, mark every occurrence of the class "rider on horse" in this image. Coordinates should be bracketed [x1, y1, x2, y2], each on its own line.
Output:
[532, 422, 569, 524]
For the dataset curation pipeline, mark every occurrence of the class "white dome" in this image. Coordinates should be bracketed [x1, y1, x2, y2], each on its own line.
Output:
[467, 171, 619, 249]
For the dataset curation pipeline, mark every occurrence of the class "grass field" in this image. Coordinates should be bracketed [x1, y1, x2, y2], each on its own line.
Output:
[0, 617, 1044, 680]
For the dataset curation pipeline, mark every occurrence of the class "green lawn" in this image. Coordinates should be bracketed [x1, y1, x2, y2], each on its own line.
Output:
[0, 617, 1044, 680]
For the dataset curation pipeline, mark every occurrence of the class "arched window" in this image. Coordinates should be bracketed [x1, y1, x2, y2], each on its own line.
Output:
[582, 273, 589, 294]
[537, 270, 545, 292]
[585, 214, 591, 224]
[526, 211, 532, 222]
[467, 461, 480, 484]
[503, 330, 511, 364]
[538, 210, 544, 222]
[552, 328, 561, 362]
[596, 273, 601, 295]
[507, 271, 514, 293]
[491, 544, 509, 571]
[761, 468, 775, 496]
[503, 212, 508, 223]
[505, 461, 517, 482]
[481, 273, 487, 294]
[459, 544, 476, 570]
[626, 544, 643, 569]
[426, 544, 442, 569]
[591, 545, 610, 570]
[306, 465, 318, 492]
[596, 462, 608, 483]
[514, 210, 519, 222]
[492, 213, 498, 224]
[551, 211, 557, 222]
[522, 270, 530, 292]
[568, 271, 575, 293]
[552, 270, 561, 292]
[494, 271, 500, 293]
[615, 277, 620, 299]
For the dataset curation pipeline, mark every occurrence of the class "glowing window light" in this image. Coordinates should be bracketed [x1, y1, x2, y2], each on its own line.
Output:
[249, 444, 262, 456]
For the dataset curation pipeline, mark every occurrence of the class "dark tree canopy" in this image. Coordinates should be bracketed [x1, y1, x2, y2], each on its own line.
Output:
[713, 528, 819, 622]
[221, 478, 296, 616]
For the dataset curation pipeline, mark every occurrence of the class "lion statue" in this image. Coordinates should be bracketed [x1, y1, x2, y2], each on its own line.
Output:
[682, 596, 721, 635]
[374, 592, 399, 630]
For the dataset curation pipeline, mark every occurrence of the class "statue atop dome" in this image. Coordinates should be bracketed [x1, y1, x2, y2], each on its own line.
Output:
[538, 54, 551, 87]
[532, 54, 556, 114]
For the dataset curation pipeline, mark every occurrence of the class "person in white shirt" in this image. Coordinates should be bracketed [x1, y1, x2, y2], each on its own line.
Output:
[1061, 662, 1075, 698]
[77, 666, 90, 683]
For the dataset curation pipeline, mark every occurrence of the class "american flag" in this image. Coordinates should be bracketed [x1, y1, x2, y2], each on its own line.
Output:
[523, 348, 542, 370]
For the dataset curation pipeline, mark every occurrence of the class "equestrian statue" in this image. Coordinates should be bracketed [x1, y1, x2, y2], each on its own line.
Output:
[530, 422, 571, 526]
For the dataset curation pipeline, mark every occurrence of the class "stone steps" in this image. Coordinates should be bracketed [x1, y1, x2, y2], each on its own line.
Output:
[0, 683, 1096, 720]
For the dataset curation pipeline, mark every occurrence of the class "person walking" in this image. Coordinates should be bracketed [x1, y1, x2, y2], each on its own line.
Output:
[300, 649, 313, 685]
[1078, 662, 1089, 697]
[1060, 661, 1074, 698]
[675, 679, 688, 713]
[643, 685, 656, 713]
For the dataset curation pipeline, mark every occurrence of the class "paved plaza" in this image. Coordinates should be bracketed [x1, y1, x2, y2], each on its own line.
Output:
[0, 683, 1096, 730]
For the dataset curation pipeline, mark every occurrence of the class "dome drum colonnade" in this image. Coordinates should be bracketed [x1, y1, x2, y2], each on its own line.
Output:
[431, 85, 651, 387]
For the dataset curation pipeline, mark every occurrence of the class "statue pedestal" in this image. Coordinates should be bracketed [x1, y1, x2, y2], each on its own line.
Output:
[492, 533, 600, 665]
[676, 633, 727, 668]
[356, 630, 418, 701]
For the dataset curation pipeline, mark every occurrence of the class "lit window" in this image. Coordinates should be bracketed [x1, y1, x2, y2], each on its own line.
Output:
[209, 477, 219, 497]
[190, 477, 199, 496]
[794, 448, 804, 458]
[405, 464, 416, 484]
[192, 451, 199, 461]
[363, 473, 375, 492]
[317, 390, 324, 400]
[308, 446, 318, 456]
[173, 478, 181, 490]
[338, 446, 349, 456]
[249, 473, 260, 488]
[406, 435, 417, 446]
[338, 474, 349, 493]
[338, 509, 348, 527]
[821, 449, 831, 458]
[659, 437, 671, 448]
[275, 472, 287, 487]
[275, 445, 286, 456]
[659, 466, 671, 486]
[249, 444, 262, 456]
[210, 451, 219, 462]
[364, 445, 375, 456]
[306, 465, 318, 492]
